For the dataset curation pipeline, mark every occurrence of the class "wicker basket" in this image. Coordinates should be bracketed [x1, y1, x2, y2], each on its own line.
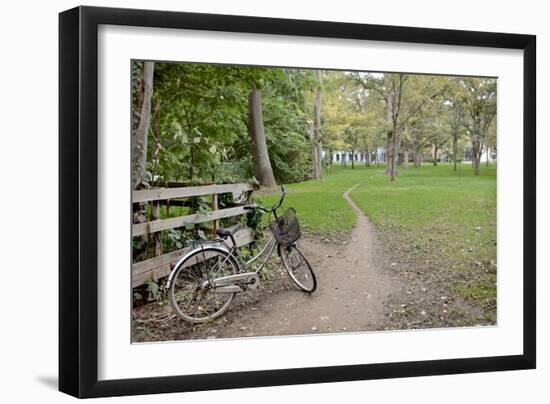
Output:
[270, 208, 301, 246]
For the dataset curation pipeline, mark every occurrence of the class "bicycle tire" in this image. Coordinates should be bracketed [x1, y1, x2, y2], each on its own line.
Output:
[278, 243, 317, 293]
[168, 246, 240, 324]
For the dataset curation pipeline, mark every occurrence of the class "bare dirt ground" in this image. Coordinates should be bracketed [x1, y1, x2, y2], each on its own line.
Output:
[133, 184, 404, 342]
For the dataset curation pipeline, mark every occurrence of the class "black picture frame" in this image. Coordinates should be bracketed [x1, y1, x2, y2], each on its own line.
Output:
[59, 5, 536, 398]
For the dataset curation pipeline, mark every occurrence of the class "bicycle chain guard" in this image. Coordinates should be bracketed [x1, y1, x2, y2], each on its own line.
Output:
[208, 272, 260, 293]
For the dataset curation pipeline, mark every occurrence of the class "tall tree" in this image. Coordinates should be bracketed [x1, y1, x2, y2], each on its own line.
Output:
[307, 120, 318, 177]
[131, 61, 154, 261]
[355, 73, 407, 180]
[429, 110, 450, 166]
[448, 100, 465, 171]
[248, 87, 277, 187]
[359, 110, 382, 168]
[407, 113, 432, 168]
[312, 70, 323, 180]
[365, 74, 448, 180]
[260, 68, 312, 183]
[459, 78, 497, 175]
[132, 61, 155, 189]
[344, 127, 359, 169]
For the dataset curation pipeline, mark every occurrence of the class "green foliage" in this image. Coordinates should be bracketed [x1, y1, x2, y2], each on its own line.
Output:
[133, 279, 168, 305]
[144, 62, 315, 185]
[145, 279, 163, 302]
[136, 60, 497, 190]
[165, 228, 184, 250]
[245, 198, 265, 235]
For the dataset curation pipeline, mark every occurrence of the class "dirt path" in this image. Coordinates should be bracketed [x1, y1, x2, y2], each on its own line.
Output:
[133, 184, 403, 341]
[226, 184, 402, 337]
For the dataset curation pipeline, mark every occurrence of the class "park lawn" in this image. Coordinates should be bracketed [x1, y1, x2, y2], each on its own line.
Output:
[263, 163, 497, 321]
[349, 163, 497, 321]
[258, 164, 370, 237]
[350, 163, 496, 234]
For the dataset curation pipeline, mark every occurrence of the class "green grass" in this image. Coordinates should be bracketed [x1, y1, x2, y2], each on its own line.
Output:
[349, 163, 496, 320]
[262, 162, 497, 319]
[259, 165, 371, 237]
[349, 164, 496, 259]
[262, 162, 495, 238]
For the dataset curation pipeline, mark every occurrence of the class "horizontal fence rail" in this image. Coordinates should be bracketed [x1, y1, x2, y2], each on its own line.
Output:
[132, 182, 255, 287]
[132, 206, 248, 236]
[133, 183, 253, 203]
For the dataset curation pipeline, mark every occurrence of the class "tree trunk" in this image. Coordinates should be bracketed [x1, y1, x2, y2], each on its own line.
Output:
[403, 150, 409, 169]
[312, 70, 323, 180]
[393, 136, 401, 180]
[452, 136, 458, 171]
[433, 144, 438, 166]
[189, 147, 195, 178]
[307, 122, 317, 179]
[384, 132, 391, 175]
[131, 61, 154, 262]
[132, 61, 154, 189]
[473, 156, 481, 175]
[385, 131, 400, 181]
[397, 152, 403, 167]
[248, 87, 277, 187]
[351, 150, 355, 169]
[472, 138, 481, 176]
[316, 142, 323, 177]
[486, 147, 490, 166]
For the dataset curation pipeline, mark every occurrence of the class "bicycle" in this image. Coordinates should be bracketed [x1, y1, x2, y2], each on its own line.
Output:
[167, 186, 317, 324]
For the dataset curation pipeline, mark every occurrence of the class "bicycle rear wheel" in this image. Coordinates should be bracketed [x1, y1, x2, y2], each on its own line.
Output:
[278, 244, 317, 293]
[168, 247, 239, 324]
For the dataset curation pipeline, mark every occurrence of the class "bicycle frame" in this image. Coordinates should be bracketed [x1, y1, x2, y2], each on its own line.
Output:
[220, 232, 278, 275]
[166, 233, 277, 293]
[213, 198, 283, 278]
[168, 187, 286, 291]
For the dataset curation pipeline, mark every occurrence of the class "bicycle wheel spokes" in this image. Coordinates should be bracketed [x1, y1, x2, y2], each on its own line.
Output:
[169, 248, 239, 324]
[279, 244, 317, 293]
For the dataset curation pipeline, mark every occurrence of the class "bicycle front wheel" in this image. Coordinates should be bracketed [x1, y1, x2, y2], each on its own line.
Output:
[278, 244, 317, 293]
[168, 247, 239, 324]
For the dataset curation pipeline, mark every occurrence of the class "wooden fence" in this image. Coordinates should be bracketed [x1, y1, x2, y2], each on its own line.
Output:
[132, 183, 255, 288]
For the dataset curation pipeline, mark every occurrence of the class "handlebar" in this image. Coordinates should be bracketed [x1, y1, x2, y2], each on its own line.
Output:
[243, 185, 286, 213]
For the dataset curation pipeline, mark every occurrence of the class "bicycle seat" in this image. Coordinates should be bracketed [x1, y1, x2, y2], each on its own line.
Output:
[215, 223, 242, 237]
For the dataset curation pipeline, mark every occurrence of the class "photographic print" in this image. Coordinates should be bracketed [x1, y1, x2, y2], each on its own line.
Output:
[59, 6, 535, 397]
[131, 61, 497, 343]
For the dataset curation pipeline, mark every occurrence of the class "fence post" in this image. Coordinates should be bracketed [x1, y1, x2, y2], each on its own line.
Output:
[152, 201, 162, 257]
[212, 193, 219, 234]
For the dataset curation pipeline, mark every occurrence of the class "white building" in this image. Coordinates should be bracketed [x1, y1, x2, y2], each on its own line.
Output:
[323, 145, 496, 165]
[460, 146, 497, 164]
[323, 148, 386, 164]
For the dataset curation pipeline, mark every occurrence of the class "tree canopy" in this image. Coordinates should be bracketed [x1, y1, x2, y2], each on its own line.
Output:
[131, 61, 497, 189]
